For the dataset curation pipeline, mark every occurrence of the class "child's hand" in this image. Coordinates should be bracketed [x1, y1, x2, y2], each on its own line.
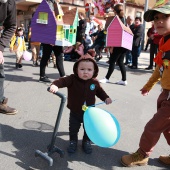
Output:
[105, 98, 112, 105]
[140, 88, 149, 96]
[10, 48, 13, 53]
[49, 85, 58, 93]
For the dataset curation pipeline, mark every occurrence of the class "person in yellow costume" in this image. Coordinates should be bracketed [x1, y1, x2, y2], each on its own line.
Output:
[10, 27, 26, 69]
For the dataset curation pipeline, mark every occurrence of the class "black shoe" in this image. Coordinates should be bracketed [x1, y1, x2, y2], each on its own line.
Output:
[33, 61, 36, 67]
[82, 140, 92, 154]
[128, 65, 137, 69]
[16, 63, 19, 69]
[39, 76, 51, 83]
[145, 66, 153, 70]
[67, 140, 77, 153]
[53, 64, 57, 68]
[18, 64, 22, 68]
[36, 61, 39, 66]
[33, 61, 39, 67]
[106, 60, 110, 64]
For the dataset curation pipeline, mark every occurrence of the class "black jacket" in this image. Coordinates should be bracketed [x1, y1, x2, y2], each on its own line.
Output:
[90, 30, 106, 47]
[131, 24, 144, 47]
[0, 0, 16, 52]
[77, 19, 87, 34]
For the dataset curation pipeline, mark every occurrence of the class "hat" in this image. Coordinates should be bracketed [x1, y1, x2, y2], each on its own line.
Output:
[144, 0, 170, 22]
[73, 53, 99, 78]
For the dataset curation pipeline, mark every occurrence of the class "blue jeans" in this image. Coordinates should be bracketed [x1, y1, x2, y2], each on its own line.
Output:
[64, 54, 71, 61]
[125, 50, 132, 64]
[131, 45, 141, 67]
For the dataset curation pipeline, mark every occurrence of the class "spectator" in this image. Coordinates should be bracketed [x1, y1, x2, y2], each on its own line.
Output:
[85, 18, 91, 36]
[89, 24, 106, 60]
[0, 0, 17, 114]
[76, 12, 87, 43]
[83, 34, 92, 54]
[125, 16, 134, 66]
[145, 23, 162, 70]
[129, 16, 144, 69]
[144, 28, 152, 51]
[89, 18, 95, 35]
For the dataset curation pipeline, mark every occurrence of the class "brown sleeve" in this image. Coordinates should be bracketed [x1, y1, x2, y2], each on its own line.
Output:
[52, 75, 74, 88]
[0, 0, 17, 52]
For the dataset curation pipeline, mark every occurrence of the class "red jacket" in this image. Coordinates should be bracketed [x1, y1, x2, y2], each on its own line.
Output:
[153, 34, 162, 45]
[147, 25, 162, 45]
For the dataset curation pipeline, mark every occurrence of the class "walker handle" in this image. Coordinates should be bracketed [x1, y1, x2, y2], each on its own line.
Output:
[47, 87, 66, 102]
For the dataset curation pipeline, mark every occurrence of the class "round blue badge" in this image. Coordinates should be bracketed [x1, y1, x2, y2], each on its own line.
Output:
[90, 84, 95, 90]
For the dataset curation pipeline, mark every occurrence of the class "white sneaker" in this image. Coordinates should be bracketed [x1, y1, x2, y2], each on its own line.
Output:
[116, 80, 127, 86]
[99, 78, 109, 83]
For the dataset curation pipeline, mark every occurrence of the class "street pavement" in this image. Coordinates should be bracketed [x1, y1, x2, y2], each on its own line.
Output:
[0, 49, 169, 170]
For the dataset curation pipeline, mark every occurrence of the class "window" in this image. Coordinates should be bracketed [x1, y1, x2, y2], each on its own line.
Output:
[57, 15, 62, 21]
[36, 12, 48, 24]
[136, 11, 142, 17]
[70, 28, 73, 34]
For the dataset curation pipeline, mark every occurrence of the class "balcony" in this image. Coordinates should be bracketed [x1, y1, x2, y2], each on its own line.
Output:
[16, 0, 42, 6]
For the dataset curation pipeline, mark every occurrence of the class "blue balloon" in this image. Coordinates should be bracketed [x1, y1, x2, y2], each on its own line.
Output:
[83, 107, 121, 148]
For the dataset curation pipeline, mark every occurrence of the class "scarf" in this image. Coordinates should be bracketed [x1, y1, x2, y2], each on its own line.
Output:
[154, 36, 170, 67]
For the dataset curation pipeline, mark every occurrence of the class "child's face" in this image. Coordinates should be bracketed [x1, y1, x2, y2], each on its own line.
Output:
[77, 61, 94, 80]
[18, 30, 23, 36]
[154, 13, 170, 36]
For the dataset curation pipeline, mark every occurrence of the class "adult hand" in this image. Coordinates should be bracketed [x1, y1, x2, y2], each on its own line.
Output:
[0, 51, 4, 64]
[140, 88, 149, 96]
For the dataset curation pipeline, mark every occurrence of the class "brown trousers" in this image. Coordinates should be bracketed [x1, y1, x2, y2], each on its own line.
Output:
[31, 44, 40, 62]
[139, 89, 170, 157]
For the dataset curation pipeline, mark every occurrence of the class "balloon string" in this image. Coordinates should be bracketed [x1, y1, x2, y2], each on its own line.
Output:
[89, 99, 116, 107]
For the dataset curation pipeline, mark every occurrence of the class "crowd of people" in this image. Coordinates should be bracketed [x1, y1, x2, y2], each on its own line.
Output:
[1, 0, 170, 168]
[7, 0, 159, 87]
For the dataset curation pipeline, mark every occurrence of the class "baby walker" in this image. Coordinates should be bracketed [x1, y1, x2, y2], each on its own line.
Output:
[35, 87, 66, 166]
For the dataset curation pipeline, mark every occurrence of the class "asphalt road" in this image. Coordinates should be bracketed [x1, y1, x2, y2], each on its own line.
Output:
[0, 49, 169, 170]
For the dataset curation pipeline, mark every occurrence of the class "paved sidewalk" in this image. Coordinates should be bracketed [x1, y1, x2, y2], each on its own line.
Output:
[97, 50, 151, 69]
[0, 49, 169, 170]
